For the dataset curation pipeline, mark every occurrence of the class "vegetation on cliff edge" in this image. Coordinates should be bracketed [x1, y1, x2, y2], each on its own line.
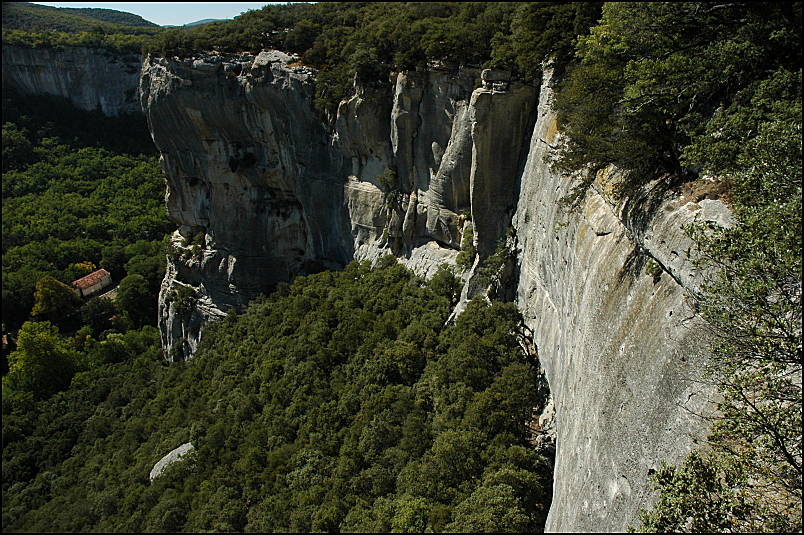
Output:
[143, 2, 602, 116]
[552, 1, 801, 204]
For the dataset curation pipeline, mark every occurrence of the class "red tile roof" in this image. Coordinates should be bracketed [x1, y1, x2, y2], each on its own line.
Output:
[72, 268, 111, 290]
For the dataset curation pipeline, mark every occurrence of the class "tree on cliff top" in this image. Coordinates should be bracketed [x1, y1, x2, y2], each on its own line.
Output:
[143, 2, 602, 117]
[552, 1, 802, 204]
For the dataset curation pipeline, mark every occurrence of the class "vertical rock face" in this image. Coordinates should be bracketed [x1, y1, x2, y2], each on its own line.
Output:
[343, 68, 486, 265]
[141, 53, 536, 360]
[141, 52, 731, 531]
[469, 81, 537, 257]
[512, 66, 731, 532]
[141, 51, 352, 360]
[2, 45, 142, 116]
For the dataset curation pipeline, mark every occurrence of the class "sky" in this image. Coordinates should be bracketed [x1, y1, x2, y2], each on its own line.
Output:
[31, 2, 284, 27]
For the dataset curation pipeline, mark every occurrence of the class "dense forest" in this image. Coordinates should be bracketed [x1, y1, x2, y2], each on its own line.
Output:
[2, 2, 159, 30]
[1, 87, 171, 388]
[2, 1, 802, 533]
[1, 2, 162, 53]
[3, 260, 553, 532]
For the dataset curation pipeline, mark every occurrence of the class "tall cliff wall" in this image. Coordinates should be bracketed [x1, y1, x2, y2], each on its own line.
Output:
[2, 45, 142, 116]
[140, 51, 731, 531]
[140, 51, 537, 360]
[512, 67, 730, 532]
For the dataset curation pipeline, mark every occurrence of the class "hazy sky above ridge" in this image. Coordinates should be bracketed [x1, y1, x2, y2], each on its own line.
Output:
[31, 2, 284, 27]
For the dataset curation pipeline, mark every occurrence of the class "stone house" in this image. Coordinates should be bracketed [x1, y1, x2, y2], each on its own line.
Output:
[72, 268, 112, 297]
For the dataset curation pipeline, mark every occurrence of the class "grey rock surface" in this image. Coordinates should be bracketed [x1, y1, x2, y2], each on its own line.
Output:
[2, 45, 142, 116]
[141, 53, 496, 361]
[512, 65, 726, 532]
[469, 82, 536, 257]
[149, 442, 195, 481]
[141, 52, 351, 360]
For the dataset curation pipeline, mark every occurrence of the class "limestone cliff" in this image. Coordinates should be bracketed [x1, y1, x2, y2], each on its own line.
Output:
[140, 51, 536, 360]
[141, 51, 350, 359]
[512, 66, 730, 532]
[140, 51, 730, 531]
[2, 45, 142, 116]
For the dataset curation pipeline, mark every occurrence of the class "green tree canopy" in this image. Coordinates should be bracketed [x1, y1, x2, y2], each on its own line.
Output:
[446, 483, 531, 533]
[2, 122, 35, 172]
[143, 2, 601, 117]
[553, 1, 802, 204]
[116, 274, 154, 327]
[30, 275, 81, 327]
[4, 321, 79, 399]
[2, 261, 553, 532]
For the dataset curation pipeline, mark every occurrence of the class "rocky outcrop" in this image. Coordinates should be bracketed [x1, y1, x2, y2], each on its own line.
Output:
[141, 51, 731, 531]
[469, 82, 535, 257]
[141, 51, 351, 360]
[341, 67, 487, 263]
[2, 45, 142, 116]
[149, 442, 195, 481]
